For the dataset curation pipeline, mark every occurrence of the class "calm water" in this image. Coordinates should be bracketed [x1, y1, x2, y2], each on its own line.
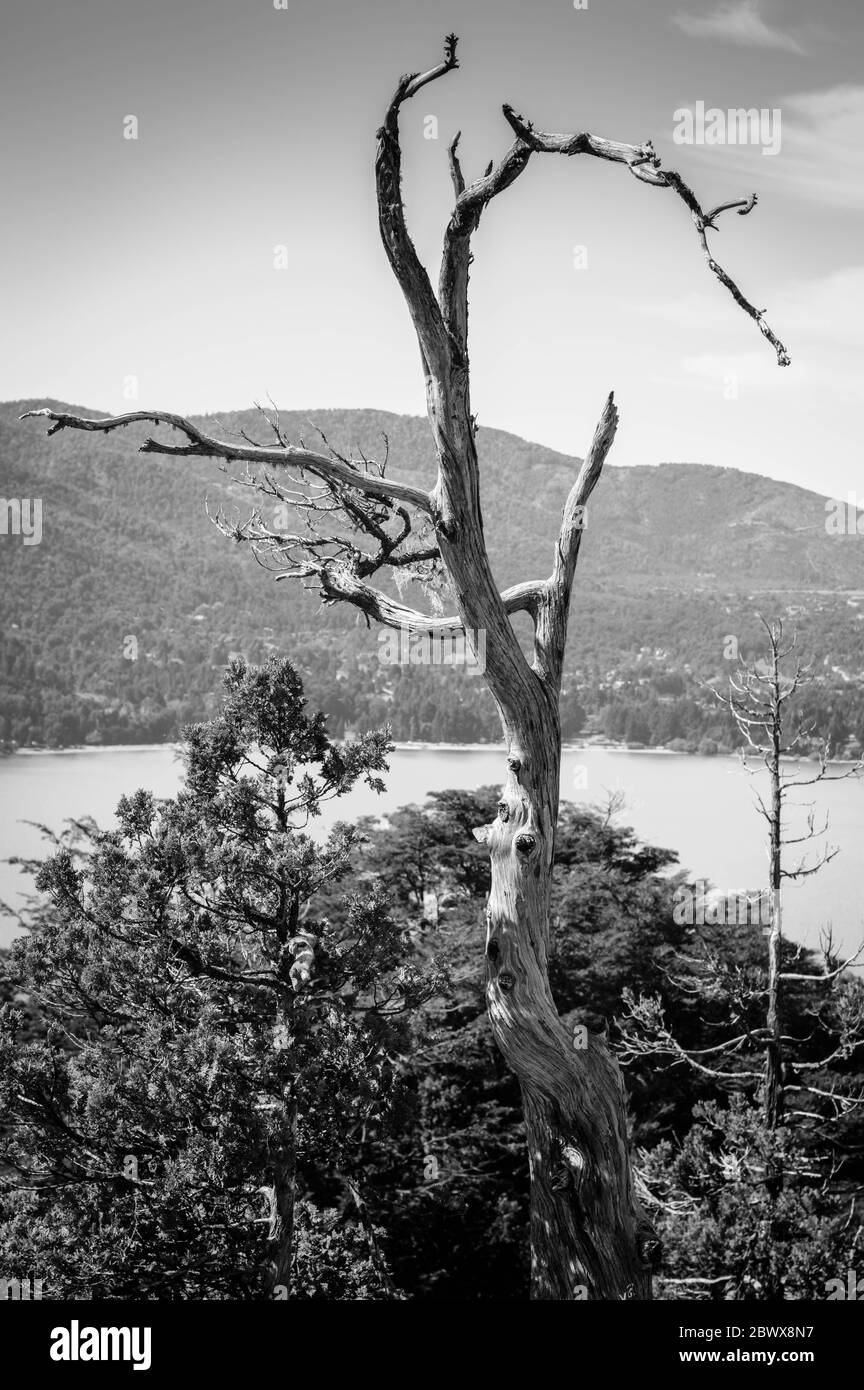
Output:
[1, 745, 862, 962]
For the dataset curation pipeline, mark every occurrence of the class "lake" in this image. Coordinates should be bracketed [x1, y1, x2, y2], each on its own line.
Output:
[1, 744, 863, 964]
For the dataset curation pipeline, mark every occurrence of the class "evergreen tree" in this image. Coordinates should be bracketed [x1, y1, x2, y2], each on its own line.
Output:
[0, 657, 441, 1299]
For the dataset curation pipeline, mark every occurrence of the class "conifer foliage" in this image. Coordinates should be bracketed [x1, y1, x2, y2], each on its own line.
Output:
[0, 658, 441, 1299]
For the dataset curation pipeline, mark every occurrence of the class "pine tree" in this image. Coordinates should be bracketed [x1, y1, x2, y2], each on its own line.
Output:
[0, 657, 442, 1299]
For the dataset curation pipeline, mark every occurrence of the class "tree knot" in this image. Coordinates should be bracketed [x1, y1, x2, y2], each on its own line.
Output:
[638, 1235, 663, 1270]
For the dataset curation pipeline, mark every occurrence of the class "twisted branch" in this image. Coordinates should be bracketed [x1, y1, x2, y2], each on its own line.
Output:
[20, 408, 433, 516]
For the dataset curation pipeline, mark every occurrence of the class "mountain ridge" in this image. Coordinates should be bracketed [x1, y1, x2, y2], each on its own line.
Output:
[2, 400, 862, 750]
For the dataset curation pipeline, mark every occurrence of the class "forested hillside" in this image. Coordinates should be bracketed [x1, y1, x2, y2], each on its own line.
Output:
[2, 399, 863, 752]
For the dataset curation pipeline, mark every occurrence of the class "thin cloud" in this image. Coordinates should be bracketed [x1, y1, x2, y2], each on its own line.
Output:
[680, 84, 864, 208]
[770, 85, 864, 205]
[673, 1, 805, 54]
[638, 266, 864, 397]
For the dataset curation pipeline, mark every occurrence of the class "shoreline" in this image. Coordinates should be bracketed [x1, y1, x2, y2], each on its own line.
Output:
[2, 740, 861, 767]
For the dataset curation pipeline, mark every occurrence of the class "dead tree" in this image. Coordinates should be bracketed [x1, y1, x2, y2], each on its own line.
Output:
[719, 617, 863, 1129]
[24, 36, 789, 1299]
[620, 625, 864, 1291]
[621, 619, 864, 1141]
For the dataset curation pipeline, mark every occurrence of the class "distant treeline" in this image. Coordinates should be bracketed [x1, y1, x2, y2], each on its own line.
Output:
[3, 625, 863, 757]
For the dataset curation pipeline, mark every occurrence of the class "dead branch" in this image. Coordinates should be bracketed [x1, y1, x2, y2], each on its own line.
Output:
[20, 408, 432, 515]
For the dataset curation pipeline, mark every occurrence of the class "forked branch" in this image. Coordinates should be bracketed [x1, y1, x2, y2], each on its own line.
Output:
[25, 37, 791, 714]
[380, 38, 791, 370]
[535, 392, 619, 687]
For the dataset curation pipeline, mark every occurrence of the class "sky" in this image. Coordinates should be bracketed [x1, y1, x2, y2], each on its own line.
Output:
[1, 0, 863, 498]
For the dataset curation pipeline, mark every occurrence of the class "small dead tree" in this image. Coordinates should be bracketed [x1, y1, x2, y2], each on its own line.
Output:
[721, 617, 863, 1129]
[621, 619, 864, 1149]
[24, 36, 789, 1298]
[620, 624, 864, 1296]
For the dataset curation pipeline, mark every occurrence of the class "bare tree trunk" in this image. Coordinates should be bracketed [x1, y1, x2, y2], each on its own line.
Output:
[765, 699, 784, 1133]
[266, 1097, 297, 1296]
[476, 711, 655, 1298]
[345, 1180, 399, 1298]
[718, 616, 861, 1155]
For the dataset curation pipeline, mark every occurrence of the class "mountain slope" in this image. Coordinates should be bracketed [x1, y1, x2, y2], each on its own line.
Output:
[1, 400, 862, 749]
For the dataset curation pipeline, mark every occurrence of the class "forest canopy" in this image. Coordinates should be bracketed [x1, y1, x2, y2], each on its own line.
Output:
[2, 659, 861, 1300]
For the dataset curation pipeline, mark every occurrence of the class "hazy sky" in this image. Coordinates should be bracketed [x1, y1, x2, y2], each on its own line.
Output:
[2, 0, 863, 497]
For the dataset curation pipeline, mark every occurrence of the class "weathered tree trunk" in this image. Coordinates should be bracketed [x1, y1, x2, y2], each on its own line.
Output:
[475, 708, 654, 1298]
[266, 1096, 297, 1296]
[377, 56, 658, 1286]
